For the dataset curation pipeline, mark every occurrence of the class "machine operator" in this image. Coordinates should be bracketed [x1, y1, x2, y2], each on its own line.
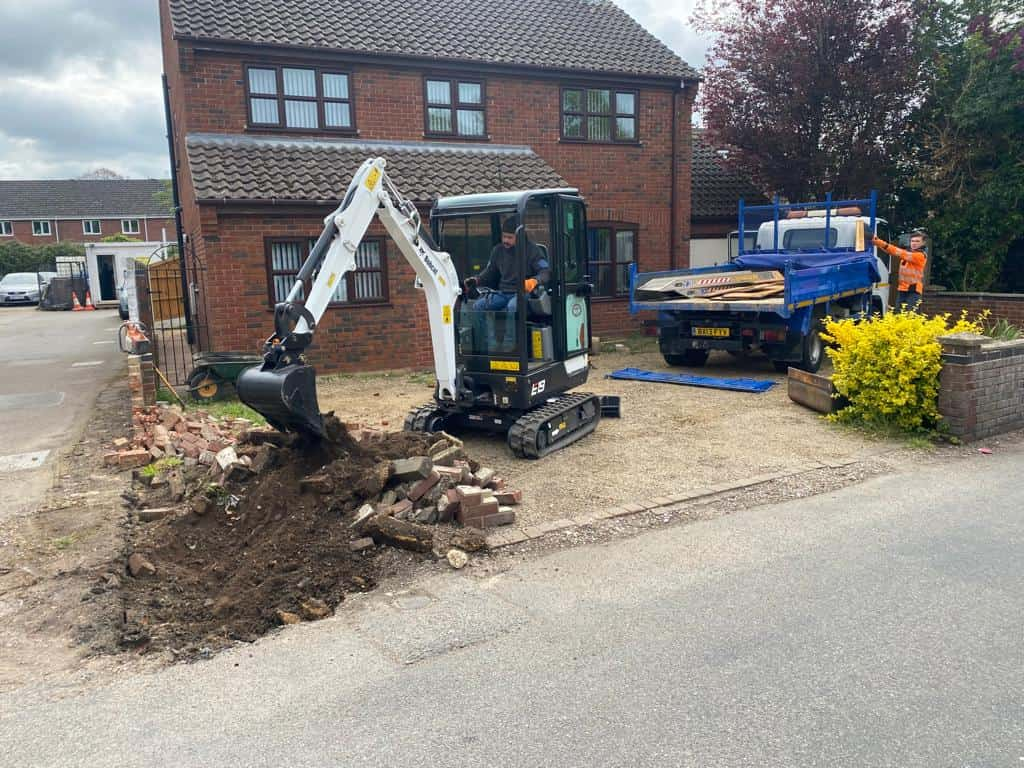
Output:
[463, 216, 551, 315]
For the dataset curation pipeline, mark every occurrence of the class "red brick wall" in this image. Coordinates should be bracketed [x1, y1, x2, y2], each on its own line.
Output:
[1, 217, 175, 245]
[921, 292, 1024, 328]
[163, 17, 695, 371]
[938, 335, 1024, 441]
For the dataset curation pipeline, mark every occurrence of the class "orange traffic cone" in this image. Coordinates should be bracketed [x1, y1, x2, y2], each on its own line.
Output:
[82, 291, 97, 311]
[71, 292, 84, 311]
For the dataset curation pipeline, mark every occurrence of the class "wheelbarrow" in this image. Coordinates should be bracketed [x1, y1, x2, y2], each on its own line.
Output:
[187, 352, 265, 402]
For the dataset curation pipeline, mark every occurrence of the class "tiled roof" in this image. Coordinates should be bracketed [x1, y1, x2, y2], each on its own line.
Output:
[0, 179, 171, 219]
[691, 132, 767, 220]
[169, 0, 697, 81]
[185, 133, 569, 204]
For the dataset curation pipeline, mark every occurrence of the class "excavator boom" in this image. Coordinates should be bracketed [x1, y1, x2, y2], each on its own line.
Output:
[236, 158, 461, 437]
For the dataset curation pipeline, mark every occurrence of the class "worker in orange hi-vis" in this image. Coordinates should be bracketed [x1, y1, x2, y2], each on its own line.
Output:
[872, 230, 928, 311]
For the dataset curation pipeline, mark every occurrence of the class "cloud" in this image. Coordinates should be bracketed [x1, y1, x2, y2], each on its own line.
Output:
[614, 0, 711, 71]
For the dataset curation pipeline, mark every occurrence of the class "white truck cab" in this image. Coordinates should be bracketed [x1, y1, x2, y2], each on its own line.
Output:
[748, 214, 894, 314]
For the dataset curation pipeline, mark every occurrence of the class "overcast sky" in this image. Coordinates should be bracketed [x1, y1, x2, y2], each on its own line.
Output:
[0, 0, 709, 180]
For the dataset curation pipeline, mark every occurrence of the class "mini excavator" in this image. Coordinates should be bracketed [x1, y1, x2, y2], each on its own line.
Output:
[237, 157, 600, 459]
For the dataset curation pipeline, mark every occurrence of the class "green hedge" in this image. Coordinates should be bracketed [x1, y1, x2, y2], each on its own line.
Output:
[0, 241, 85, 279]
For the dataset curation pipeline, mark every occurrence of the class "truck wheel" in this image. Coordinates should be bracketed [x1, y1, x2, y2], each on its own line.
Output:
[794, 328, 824, 373]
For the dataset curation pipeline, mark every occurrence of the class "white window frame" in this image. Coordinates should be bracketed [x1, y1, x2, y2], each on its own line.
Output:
[83, 219, 102, 235]
[121, 219, 140, 235]
[0, 221, 12, 236]
[32, 220, 52, 236]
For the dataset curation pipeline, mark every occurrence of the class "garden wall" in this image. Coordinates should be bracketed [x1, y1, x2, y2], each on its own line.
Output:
[938, 334, 1024, 441]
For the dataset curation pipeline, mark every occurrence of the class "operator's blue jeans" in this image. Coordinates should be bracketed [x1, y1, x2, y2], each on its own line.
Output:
[472, 292, 517, 351]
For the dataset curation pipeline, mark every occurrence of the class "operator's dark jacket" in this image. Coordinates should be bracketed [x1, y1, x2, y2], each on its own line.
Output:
[477, 242, 550, 293]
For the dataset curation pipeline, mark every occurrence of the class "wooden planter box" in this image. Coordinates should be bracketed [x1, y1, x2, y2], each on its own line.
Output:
[787, 368, 846, 414]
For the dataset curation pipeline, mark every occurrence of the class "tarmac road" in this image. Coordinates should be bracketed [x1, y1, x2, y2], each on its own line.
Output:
[0, 305, 124, 519]
[1, 446, 1021, 767]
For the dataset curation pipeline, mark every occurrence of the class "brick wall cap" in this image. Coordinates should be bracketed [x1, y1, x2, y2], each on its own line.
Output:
[938, 333, 987, 348]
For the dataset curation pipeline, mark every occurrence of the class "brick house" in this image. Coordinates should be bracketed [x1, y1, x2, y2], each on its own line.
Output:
[160, 0, 698, 372]
[0, 180, 174, 245]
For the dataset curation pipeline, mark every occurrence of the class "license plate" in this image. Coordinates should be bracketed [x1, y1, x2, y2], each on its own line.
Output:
[693, 327, 730, 337]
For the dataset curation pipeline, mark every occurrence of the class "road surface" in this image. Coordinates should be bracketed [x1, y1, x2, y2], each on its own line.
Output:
[0, 306, 124, 518]
[1, 448, 1021, 767]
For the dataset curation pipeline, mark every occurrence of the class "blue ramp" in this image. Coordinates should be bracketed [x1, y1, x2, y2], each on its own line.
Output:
[607, 367, 776, 394]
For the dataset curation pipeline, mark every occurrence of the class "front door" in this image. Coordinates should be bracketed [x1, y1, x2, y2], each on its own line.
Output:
[97, 254, 116, 301]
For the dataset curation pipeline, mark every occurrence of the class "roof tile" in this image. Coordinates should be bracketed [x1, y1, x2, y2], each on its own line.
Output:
[0, 180, 171, 219]
[691, 132, 767, 220]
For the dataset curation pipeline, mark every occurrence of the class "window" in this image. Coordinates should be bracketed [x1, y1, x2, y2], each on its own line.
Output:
[266, 238, 387, 306]
[121, 219, 140, 235]
[0, 221, 12, 236]
[562, 87, 638, 142]
[83, 220, 101, 235]
[587, 224, 636, 297]
[246, 66, 354, 131]
[783, 228, 838, 250]
[424, 78, 486, 138]
[32, 220, 51, 236]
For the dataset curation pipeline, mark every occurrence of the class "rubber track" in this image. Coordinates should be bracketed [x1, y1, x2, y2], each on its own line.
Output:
[507, 391, 601, 459]
[403, 403, 443, 433]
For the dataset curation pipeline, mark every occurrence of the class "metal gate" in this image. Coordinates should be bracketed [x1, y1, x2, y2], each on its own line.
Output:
[137, 239, 212, 387]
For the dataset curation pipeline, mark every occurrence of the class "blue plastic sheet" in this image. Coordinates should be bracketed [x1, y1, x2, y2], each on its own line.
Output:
[734, 252, 881, 284]
[607, 367, 776, 394]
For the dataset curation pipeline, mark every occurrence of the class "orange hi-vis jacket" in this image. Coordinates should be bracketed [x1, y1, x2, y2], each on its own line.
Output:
[872, 236, 927, 293]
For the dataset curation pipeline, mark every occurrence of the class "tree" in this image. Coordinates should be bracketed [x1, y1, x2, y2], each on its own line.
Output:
[153, 179, 176, 215]
[78, 168, 125, 180]
[695, 0, 924, 202]
[0, 242, 85, 279]
[912, 0, 1024, 290]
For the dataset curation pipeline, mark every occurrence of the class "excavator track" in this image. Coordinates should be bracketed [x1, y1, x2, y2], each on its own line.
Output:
[507, 391, 601, 459]
[403, 403, 448, 434]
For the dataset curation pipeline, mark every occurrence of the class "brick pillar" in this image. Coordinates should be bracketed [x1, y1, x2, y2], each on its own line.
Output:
[938, 333, 1024, 441]
[127, 353, 157, 408]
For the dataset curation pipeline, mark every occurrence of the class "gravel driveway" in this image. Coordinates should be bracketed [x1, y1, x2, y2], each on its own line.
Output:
[316, 348, 896, 527]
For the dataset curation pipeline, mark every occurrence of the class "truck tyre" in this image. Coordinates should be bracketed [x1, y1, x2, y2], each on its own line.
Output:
[794, 327, 824, 373]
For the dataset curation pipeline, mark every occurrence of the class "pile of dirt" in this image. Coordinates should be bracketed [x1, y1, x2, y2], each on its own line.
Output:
[119, 417, 441, 655]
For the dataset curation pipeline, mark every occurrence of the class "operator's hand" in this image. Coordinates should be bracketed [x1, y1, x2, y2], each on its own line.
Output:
[524, 278, 539, 293]
[464, 276, 477, 290]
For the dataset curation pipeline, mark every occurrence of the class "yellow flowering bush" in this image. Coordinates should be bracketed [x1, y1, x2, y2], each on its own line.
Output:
[821, 310, 985, 432]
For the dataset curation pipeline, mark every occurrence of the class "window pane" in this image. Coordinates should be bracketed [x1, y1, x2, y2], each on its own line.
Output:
[285, 99, 318, 129]
[587, 89, 610, 113]
[322, 73, 349, 100]
[457, 109, 484, 136]
[271, 241, 304, 271]
[563, 115, 583, 137]
[356, 241, 381, 270]
[589, 116, 611, 141]
[615, 230, 635, 263]
[563, 89, 582, 112]
[324, 101, 352, 128]
[250, 98, 279, 124]
[275, 275, 304, 303]
[615, 92, 635, 115]
[248, 68, 277, 95]
[594, 263, 612, 297]
[330, 278, 349, 303]
[426, 80, 451, 105]
[458, 82, 481, 104]
[282, 68, 315, 97]
[592, 228, 612, 262]
[428, 107, 452, 133]
[616, 117, 636, 140]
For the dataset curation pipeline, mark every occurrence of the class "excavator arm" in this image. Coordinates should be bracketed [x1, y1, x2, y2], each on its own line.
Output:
[237, 157, 461, 437]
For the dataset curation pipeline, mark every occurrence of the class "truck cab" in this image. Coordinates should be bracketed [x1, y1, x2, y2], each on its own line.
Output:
[752, 215, 893, 315]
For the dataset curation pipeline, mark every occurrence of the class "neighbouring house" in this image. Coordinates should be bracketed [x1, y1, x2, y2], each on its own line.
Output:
[0, 179, 175, 246]
[83, 240, 175, 311]
[689, 131, 767, 267]
[159, 0, 699, 373]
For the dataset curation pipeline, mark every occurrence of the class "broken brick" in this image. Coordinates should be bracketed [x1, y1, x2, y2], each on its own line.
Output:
[112, 437, 129, 448]
[495, 490, 522, 506]
[390, 456, 433, 482]
[407, 470, 441, 502]
[118, 449, 150, 469]
[386, 499, 414, 518]
[474, 467, 496, 487]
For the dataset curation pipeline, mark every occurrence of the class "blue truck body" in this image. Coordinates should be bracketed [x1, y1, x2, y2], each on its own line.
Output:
[629, 194, 880, 372]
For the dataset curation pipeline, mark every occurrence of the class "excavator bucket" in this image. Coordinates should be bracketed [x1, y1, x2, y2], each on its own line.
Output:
[236, 361, 325, 438]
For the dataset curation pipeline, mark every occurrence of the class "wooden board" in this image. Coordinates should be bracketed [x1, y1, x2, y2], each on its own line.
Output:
[635, 270, 783, 300]
[787, 368, 846, 414]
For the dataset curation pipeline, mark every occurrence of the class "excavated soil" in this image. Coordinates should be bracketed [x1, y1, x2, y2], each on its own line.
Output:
[120, 417, 435, 655]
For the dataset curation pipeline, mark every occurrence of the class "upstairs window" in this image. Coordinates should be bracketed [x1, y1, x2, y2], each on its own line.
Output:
[425, 78, 486, 138]
[83, 220, 101, 235]
[266, 238, 387, 307]
[0, 221, 12, 236]
[121, 219, 140, 235]
[247, 66, 354, 132]
[562, 88, 638, 143]
[32, 220, 51, 236]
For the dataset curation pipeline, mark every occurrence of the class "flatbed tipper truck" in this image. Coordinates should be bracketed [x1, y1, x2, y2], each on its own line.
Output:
[629, 194, 887, 373]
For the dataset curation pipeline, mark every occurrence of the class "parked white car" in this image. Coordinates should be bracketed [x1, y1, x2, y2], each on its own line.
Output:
[0, 272, 44, 305]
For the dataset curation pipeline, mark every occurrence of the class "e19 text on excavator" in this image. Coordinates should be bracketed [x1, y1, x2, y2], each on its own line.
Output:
[236, 157, 601, 459]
